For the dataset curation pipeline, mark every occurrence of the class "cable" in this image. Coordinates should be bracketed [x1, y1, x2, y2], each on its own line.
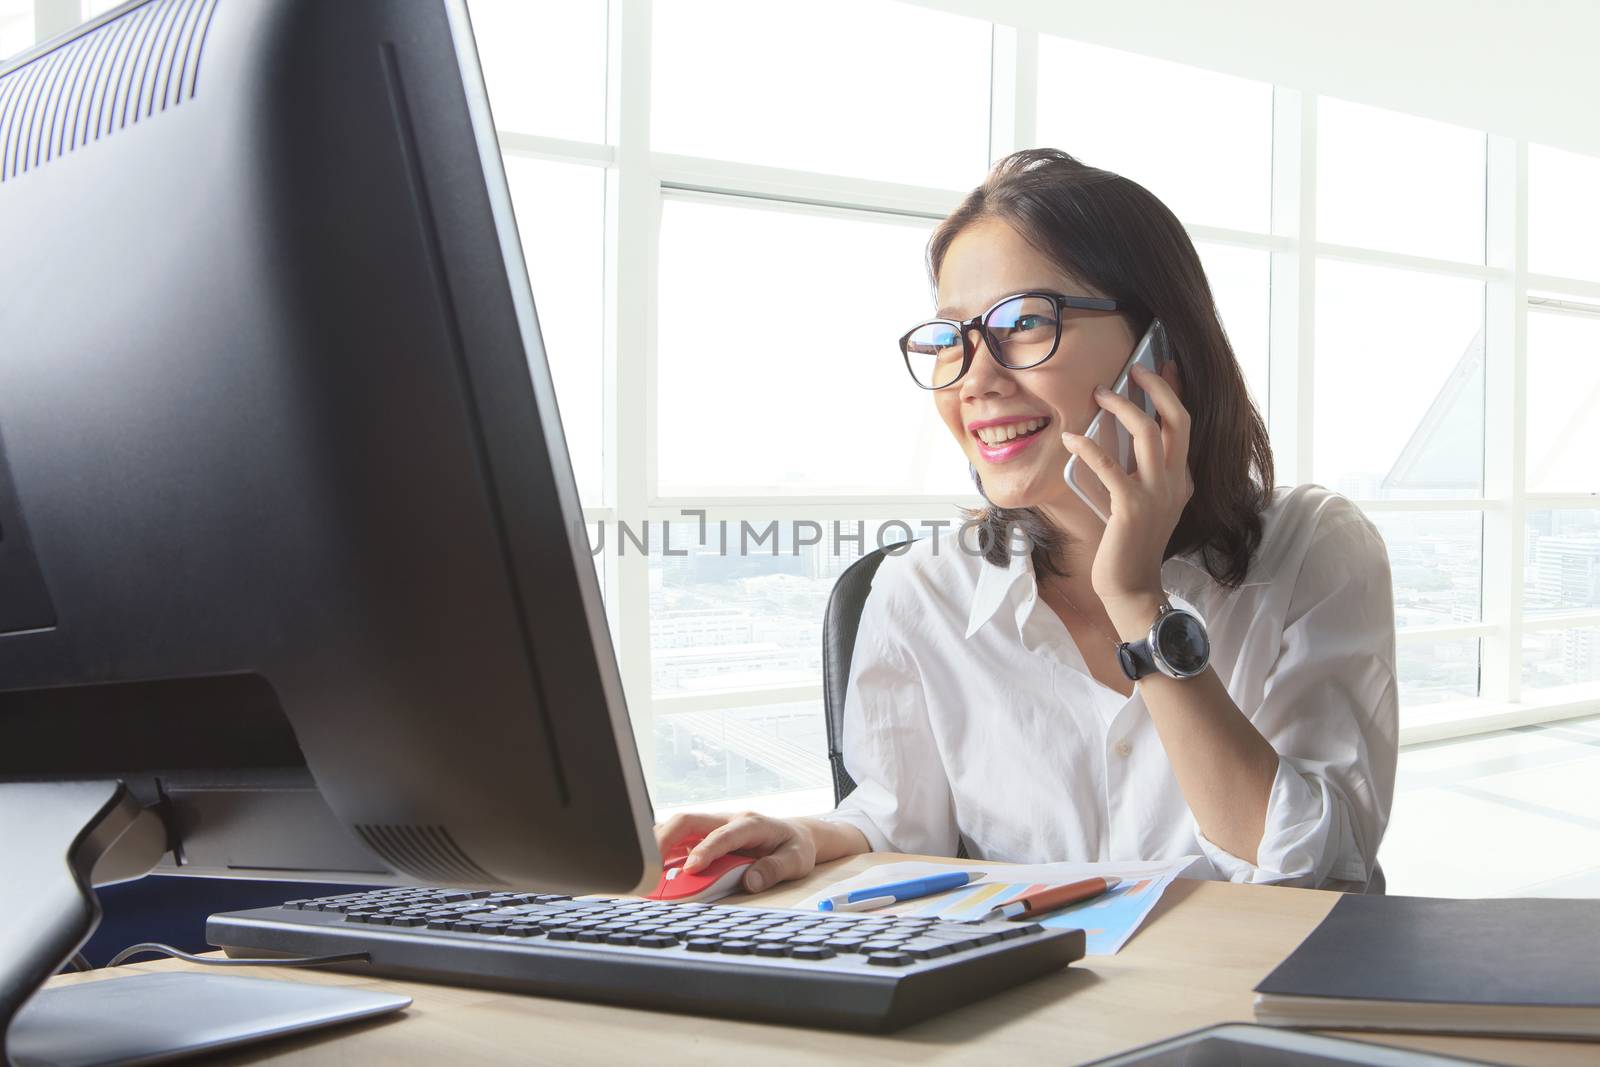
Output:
[65, 952, 92, 973]
[108, 942, 370, 969]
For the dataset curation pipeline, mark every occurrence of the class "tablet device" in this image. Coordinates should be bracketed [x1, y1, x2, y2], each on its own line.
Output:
[1081, 1023, 1499, 1066]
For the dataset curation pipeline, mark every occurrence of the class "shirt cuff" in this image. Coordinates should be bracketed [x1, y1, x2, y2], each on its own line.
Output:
[815, 800, 891, 854]
[1193, 754, 1368, 888]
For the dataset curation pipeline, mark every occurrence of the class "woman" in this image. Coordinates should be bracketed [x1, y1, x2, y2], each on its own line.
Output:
[658, 148, 1398, 894]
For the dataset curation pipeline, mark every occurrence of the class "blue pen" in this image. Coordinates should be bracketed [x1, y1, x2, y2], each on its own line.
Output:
[818, 870, 984, 912]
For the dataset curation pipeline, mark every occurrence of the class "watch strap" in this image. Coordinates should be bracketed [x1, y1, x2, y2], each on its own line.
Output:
[1117, 638, 1158, 681]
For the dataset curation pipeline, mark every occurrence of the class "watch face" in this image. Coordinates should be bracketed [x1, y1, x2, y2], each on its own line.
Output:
[1154, 611, 1209, 675]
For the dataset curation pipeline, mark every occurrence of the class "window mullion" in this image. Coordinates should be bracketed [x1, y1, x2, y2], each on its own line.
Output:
[987, 23, 1036, 164]
[1480, 135, 1528, 704]
[1268, 86, 1313, 484]
[604, 0, 658, 785]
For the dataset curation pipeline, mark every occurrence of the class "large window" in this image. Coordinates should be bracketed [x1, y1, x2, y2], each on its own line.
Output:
[1034, 35, 1273, 233]
[655, 197, 967, 498]
[651, 0, 991, 189]
[1528, 144, 1600, 284]
[0, 0, 30, 59]
[18, 0, 1600, 808]
[1311, 261, 1485, 500]
[1316, 98, 1486, 263]
[469, 0, 608, 143]
[502, 156, 607, 506]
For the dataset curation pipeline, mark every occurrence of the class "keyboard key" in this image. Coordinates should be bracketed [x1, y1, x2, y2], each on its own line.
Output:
[604, 932, 639, 946]
[858, 941, 899, 953]
[866, 952, 914, 967]
[684, 939, 720, 952]
[898, 939, 954, 959]
[545, 928, 577, 941]
[636, 935, 677, 948]
[789, 946, 836, 961]
[1002, 923, 1044, 939]
[718, 941, 755, 955]
[451, 921, 480, 933]
[754, 944, 789, 957]
[390, 916, 426, 927]
[504, 925, 540, 937]
[927, 931, 998, 949]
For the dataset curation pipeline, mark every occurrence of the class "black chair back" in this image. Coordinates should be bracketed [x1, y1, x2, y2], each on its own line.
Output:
[821, 545, 896, 804]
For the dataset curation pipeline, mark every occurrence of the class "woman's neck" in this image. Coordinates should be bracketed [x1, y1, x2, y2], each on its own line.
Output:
[1034, 498, 1104, 598]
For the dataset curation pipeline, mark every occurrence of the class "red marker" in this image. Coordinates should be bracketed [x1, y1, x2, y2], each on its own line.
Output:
[982, 877, 1120, 921]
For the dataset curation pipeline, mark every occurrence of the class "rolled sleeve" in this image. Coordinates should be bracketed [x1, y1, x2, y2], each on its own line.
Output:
[1200, 506, 1400, 888]
[814, 574, 960, 857]
[1195, 754, 1366, 885]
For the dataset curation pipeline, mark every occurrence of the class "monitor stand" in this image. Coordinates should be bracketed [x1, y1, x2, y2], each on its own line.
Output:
[0, 781, 409, 1067]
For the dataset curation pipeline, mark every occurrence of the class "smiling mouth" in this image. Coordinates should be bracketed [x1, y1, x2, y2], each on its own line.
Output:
[972, 416, 1051, 447]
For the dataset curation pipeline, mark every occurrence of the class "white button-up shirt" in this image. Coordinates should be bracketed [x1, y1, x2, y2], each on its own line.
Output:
[819, 484, 1399, 889]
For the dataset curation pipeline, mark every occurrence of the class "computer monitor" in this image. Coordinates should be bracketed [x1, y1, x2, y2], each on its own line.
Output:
[0, 0, 657, 1051]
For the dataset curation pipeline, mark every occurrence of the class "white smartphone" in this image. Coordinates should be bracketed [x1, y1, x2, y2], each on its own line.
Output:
[1062, 319, 1173, 523]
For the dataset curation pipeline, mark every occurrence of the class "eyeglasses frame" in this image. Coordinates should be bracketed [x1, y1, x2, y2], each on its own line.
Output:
[898, 290, 1121, 390]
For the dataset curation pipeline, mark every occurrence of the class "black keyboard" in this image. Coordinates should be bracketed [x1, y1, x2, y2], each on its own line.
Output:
[208, 885, 1085, 1032]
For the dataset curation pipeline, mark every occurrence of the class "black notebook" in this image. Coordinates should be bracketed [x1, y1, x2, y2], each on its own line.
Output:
[1253, 894, 1600, 1039]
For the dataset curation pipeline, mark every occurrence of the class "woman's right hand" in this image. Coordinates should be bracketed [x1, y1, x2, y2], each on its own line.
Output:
[653, 811, 818, 895]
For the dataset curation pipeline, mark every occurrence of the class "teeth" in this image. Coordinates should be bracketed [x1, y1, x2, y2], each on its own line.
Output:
[975, 417, 1046, 445]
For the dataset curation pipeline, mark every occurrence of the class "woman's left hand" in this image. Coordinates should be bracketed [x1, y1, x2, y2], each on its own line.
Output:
[1060, 361, 1193, 638]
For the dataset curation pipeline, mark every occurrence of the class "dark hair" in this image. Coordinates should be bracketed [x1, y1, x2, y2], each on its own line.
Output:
[931, 148, 1275, 588]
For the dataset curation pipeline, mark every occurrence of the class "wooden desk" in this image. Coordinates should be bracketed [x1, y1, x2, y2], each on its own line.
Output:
[45, 853, 1599, 1065]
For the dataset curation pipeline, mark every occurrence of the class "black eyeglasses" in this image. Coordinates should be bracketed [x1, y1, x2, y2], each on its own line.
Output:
[898, 290, 1120, 390]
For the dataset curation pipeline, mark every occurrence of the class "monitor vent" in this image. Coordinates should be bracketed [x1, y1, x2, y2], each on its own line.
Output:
[353, 823, 507, 887]
[0, 0, 220, 184]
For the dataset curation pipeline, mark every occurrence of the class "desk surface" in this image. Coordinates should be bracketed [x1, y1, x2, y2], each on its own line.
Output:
[47, 853, 1600, 1065]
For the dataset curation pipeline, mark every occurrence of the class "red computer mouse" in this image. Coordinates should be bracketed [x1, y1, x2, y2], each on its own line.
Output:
[645, 835, 759, 903]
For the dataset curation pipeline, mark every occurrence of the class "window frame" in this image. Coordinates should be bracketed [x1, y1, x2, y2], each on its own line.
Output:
[21, 0, 1600, 807]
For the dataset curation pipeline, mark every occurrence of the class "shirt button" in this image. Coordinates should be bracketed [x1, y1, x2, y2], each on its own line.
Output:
[1114, 741, 1132, 757]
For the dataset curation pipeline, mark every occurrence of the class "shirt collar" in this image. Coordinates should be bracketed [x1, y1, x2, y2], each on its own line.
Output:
[963, 544, 1223, 640]
[964, 541, 1036, 639]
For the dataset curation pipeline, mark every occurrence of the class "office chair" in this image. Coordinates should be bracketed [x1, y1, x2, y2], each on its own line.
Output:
[819, 544, 1387, 895]
[823, 545, 895, 804]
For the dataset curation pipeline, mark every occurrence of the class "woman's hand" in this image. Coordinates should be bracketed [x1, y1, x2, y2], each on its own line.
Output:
[654, 811, 819, 895]
[1059, 360, 1193, 638]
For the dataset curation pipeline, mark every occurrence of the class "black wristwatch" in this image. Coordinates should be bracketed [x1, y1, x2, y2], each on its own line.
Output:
[1117, 602, 1211, 681]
